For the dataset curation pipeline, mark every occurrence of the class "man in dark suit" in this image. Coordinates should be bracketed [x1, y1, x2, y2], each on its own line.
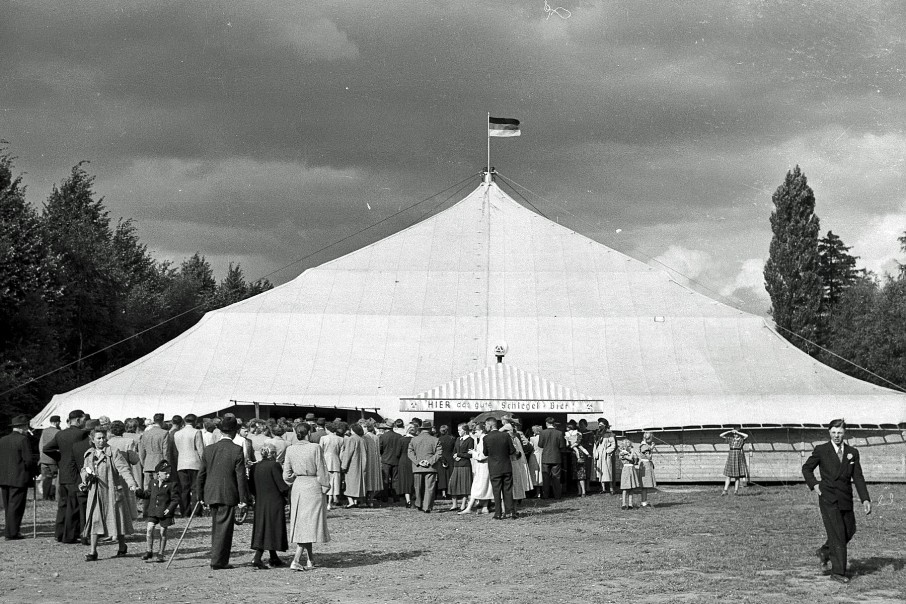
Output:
[42, 409, 88, 543]
[0, 415, 38, 540]
[196, 416, 249, 570]
[378, 422, 404, 502]
[537, 417, 566, 499]
[483, 417, 517, 520]
[802, 418, 871, 584]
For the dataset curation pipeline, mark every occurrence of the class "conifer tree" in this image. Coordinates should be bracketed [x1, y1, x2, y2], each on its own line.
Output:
[817, 230, 859, 308]
[763, 166, 823, 354]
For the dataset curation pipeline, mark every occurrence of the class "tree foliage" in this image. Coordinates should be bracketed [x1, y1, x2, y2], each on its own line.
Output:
[0, 147, 272, 422]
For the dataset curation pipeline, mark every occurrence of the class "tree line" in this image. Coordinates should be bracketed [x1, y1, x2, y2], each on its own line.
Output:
[1, 144, 272, 421]
[764, 165, 906, 392]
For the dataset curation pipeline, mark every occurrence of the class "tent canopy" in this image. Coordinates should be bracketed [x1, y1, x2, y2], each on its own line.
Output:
[33, 178, 906, 428]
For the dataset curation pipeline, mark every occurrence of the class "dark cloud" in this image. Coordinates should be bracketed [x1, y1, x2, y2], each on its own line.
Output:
[3, 0, 905, 304]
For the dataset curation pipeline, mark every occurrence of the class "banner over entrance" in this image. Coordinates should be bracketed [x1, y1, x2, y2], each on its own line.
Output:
[400, 362, 603, 414]
[401, 398, 602, 414]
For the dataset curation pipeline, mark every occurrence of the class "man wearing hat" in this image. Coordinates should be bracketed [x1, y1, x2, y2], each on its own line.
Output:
[0, 415, 38, 539]
[42, 410, 89, 542]
[378, 422, 403, 503]
[407, 420, 442, 513]
[196, 415, 249, 570]
[38, 415, 62, 500]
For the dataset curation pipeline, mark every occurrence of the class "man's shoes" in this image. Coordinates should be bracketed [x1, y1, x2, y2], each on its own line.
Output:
[509, 512, 519, 520]
[141, 551, 154, 562]
[84, 552, 98, 562]
[816, 547, 830, 570]
[829, 574, 850, 584]
[492, 514, 503, 520]
[210, 564, 234, 570]
[423, 509, 431, 514]
[115, 545, 128, 557]
[5, 534, 25, 541]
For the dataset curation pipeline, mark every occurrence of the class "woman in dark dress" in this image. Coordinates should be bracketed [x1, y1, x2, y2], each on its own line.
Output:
[448, 423, 473, 511]
[436, 424, 456, 499]
[249, 444, 289, 569]
[394, 425, 417, 508]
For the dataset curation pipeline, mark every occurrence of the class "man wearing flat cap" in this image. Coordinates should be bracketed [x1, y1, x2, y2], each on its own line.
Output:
[43, 409, 89, 542]
[0, 415, 38, 539]
[38, 415, 62, 500]
[408, 420, 442, 513]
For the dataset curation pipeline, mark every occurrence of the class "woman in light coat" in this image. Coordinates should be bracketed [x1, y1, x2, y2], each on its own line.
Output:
[80, 429, 139, 561]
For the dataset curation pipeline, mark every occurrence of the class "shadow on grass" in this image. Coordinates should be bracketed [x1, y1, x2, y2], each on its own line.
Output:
[317, 549, 427, 567]
[851, 556, 906, 575]
[646, 501, 685, 509]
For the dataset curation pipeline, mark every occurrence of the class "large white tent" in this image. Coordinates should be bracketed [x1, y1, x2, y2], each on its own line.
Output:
[32, 177, 906, 429]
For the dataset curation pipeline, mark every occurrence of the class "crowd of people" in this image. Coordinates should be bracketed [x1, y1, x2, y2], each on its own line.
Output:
[0, 410, 874, 583]
[4, 410, 672, 567]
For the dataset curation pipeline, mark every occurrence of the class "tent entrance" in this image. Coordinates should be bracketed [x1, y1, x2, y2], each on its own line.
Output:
[401, 362, 603, 431]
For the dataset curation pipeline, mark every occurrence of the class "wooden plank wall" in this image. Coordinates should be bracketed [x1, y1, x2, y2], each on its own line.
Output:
[621, 428, 906, 483]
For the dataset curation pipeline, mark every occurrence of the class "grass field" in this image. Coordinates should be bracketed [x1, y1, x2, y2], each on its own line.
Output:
[1, 483, 903, 603]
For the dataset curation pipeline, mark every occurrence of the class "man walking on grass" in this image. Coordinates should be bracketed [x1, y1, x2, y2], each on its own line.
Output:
[802, 418, 871, 584]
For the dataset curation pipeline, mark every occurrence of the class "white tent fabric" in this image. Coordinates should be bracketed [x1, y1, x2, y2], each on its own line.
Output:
[32, 180, 906, 428]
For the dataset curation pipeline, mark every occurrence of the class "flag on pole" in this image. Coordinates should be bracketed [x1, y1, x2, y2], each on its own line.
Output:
[488, 117, 521, 137]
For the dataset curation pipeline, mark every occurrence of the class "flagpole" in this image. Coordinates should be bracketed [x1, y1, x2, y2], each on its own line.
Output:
[487, 112, 490, 177]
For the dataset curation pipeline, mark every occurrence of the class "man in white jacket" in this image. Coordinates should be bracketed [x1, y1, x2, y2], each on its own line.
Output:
[172, 414, 205, 517]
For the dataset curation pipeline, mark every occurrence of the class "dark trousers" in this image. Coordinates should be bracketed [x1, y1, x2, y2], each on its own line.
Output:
[819, 501, 857, 576]
[1, 485, 28, 538]
[413, 472, 437, 511]
[40, 464, 57, 500]
[54, 482, 82, 542]
[542, 463, 562, 499]
[490, 473, 515, 517]
[177, 469, 198, 516]
[381, 464, 399, 501]
[209, 504, 236, 567]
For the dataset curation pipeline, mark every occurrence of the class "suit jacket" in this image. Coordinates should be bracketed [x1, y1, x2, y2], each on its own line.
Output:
[38, 426, 59, 465]
[196, 438, 250, 506]
[408, 432, 442, 473]
[173, 426, 205, 471]
[0, 431, 37, 487]
[537, 427, 566, 464]
[379, 430, 404, 466]
[802, 441, 870, 510]
[42, 426, 89, 484]
[139, 425, 172, 472]
[483, 429, 516, 478]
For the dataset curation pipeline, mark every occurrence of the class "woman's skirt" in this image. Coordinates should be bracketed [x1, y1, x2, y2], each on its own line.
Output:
[448, 465, 473, 497]
[395, 460, 414, 496]
[470, 461, 493, 500]
[723, 449, 747, 478]
[528, 452, 542, 485]
[251, 500, 288, 552]
[619, 463, 641, 490]
[327, 471, 342, 497]
[288, 476, 329, 544]
[638, 459, 656, 488]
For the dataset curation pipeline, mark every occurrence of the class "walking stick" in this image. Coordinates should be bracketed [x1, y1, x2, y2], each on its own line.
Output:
[166, 501, 200, 570]
[33, 483, 37, 538]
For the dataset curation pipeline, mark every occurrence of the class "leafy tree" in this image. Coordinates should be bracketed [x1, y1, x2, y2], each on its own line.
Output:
[763, 166, 823, 355]
[0, 146, 63, 418]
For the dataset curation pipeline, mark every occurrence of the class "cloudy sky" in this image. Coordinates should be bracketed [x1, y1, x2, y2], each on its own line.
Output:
[3, 0, 904, 315]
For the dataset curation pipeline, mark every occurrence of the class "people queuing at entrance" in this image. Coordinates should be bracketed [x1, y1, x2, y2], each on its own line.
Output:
[20, 410, 677, 571]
